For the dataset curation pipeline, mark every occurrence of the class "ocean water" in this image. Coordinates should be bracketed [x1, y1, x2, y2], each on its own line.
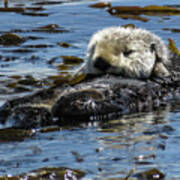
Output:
[0, 0, 180, 179]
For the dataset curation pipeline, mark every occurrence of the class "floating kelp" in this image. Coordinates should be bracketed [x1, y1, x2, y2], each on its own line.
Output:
[68, 73, 87, 85]
[61, 55, 84, 65]
[9, 48, 34, 53]
[0, 167, 86, 179]
[57, 64, 75, 71]
[8, 75, 22, 79]
[33, 24, 68, 33]
[117, 14, 149, 22]
[168, 38, 180, 56]
[9, 24, 68, 34]
[0, 7, 25, 13]
[22, 12, 49, 16]
[49, 74, 72, 85]
[49, 73, 87, 87]
[89, 2, 111, 9]
[26, 7, 45, 11]
[108, 5, 180, 16]
[32, 1, 64, 6]
[163, 28, 180, 33]
[39, 125, 62, 133]
[135, 168, 165, 180]
[6, 82, 30, 92]
[0, 33, 25, 46]
[26, 35, 44, 40]
[6, 75, 48, 94]
[58, 42, 72, 48]
[122, 24, 136, 28]
[17, 76, 38, 86]
[23, 44, 54, 48]
[40, 24, 59, 29]
[0, 128, 35, 142]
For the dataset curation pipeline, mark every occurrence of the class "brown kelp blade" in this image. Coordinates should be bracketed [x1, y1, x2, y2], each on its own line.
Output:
[108, 5, 180, 16]
[168, 38, 180, 56]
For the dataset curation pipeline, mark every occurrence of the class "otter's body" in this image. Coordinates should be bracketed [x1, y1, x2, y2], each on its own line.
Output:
[84, 27, 170, 78]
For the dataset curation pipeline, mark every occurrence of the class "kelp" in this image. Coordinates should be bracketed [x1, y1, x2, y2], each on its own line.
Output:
[49, 73, 86, 86]
[22, 12, 49, 16]
[0, 128, 35, 142]
[0, 5, 44, 13]
[168, 38, 180, 56]
[135, 168, 165, 180]
[9, 24, 68, 34]
[10, 48, 34, 53]
[23, 44, 54, 48]
[0, 167, 86, 179]
[39, 126, 62, 133]
[32, 1, 63, 6]
[6, 75, 49, 94]
[163, 28, 180, 33]
[122, 24, 136, 28]
[61, 55, 84, 65]
[26, 7, 45, 11]
[68, 73, 87, 85]
[58, 42, 72, 48]
[117, 14, 149, 22]
[34, 24, 68, 33]
[0, 7, 25, 13]
[57, 64, 74, 71]
[89, 2, 111, 9]
[0, 33, 25, 46]
[108, 5, 180, 16]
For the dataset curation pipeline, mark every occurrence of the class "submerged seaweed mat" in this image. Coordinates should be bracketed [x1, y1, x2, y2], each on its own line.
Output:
[0, 0, 180, 179]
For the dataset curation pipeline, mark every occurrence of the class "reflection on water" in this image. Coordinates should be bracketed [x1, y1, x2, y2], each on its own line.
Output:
[0, 104, 179, 179]
[0, 0, 180, 179]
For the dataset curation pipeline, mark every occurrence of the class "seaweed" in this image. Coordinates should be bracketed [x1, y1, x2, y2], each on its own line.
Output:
[0, 33, 25, 46]
[89, 2, 111, 9]
[168, 38, 180, 56]
[108, 5, 180, 16]
[0, 167, 86, 179]
[61, 55, 84, 65]
[58, 42, 72, 48]
[0, 128, 35, 142]
[107, 5, 180, 22]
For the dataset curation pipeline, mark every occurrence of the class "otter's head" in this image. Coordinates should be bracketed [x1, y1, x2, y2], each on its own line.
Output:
[84, 27, 171, 79]
[85, 37, 157, 78]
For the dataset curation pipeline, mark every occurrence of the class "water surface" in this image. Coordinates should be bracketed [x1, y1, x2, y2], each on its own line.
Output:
[0, 0, 180, 179]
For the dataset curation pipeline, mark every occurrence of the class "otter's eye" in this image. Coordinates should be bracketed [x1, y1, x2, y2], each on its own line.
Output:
[123, 50, 134, 57]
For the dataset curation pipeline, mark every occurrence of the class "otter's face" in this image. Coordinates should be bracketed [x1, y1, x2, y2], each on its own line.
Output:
[85, 38, 156, 78]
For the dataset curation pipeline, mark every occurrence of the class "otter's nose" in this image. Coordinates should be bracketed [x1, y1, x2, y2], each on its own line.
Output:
[94, 57, 111, 72]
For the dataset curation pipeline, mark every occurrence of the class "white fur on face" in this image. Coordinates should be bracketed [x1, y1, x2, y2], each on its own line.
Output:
[85, 27, 169, 78]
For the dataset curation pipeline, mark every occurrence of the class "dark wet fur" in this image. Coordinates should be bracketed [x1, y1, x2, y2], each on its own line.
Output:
[0, 63, 179, 128]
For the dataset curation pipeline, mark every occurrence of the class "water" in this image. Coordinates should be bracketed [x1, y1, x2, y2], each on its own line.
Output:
[0, 0, 180, 179]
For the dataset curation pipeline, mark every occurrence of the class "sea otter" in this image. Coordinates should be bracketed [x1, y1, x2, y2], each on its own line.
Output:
[84, 27, 170, 79]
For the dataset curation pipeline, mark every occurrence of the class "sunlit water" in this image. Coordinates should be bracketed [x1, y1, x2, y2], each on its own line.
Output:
[0, 0, 180, 179]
